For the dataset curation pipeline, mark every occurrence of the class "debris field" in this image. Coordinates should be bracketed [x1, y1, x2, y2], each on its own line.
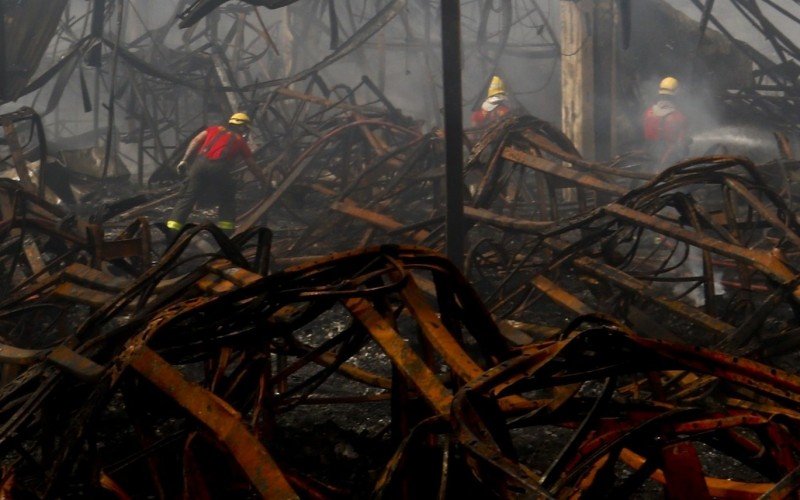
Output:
[2, 0, 800, 498]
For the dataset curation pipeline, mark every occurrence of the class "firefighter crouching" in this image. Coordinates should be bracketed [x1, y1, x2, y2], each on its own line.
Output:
[166, 112, 268, 235]
[471, 76, 512, 127]
[643, 77, 690, 167]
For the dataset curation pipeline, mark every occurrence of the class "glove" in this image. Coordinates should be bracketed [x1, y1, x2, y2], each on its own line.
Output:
[176, 160, 189, 176]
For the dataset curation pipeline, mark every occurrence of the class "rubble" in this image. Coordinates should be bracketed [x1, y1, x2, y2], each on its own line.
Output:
[3, 0, 800, 498]
[1, 110, 800, 496]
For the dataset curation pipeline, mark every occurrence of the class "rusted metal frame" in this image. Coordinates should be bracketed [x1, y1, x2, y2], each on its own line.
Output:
[604, 432, 751, 497]
[678, 196, 718, 315]
[455, 393, 545, 498]
[373, 416, 447, 497]
[76, 224, 252, 339]
[44, 345, 103, 381]
[331, 198, 428, 243]
[529, 275, 595, 317]
[724, 177, 800, 249]
[503, 147, 629, 196]
[465, 118, 513, 167]
[464, 206, 553, 233]
[305, 348, 390, 390]
[15, 216, 87, 246]
[356, 118, 396, 159]
[618, 448, 772, 497]
[207, 346, 234, 394]
[453, 327, 786, 495]
[612, 419, 798, 488]
[0, 343, 41, 365]
[761, 462, 800, 498]
[217, 352, 272, 411]
[541, 238, 737, 337]
[519, 128, 652, 181]
[0, 364, 61, 461]
[470, 144, 509, 212]
[395, 274, 485, 383]
[717, 284, 793, 352]
[267, 321, 379, 396]
[21, 236, 47, 277]
[507, 162, 539, 219]
[51, 281, 117, 308]
[84, 223, 149, 271]
[403, 255, 513, 361]
[345, 297, 452, 418]
[335, 134, 430, 204]
[450, 343, 562, 496]
[40, 291, 237, 494]
[386, 215, 446, 237]
[250, 342, 274, 441]
[634, 336, 800, 408]
[540, 376, 616, 489]
[237, 119, 420, 234]
[685, 189, 756, 292]
[280, 393, 390, 405]
[725, 395, 800, 425]
[616, 158, 756, 204]
[603, 203, 800, 299]
[129, 346, 298, 499]
[1, 210, 27, 290]
[202, 260, 262, 289]
[285, 209, 354, 254]
[5, 189, 66, 223]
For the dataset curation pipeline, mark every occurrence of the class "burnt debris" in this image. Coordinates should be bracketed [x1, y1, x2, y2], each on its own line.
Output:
[2, 1, 800, 499]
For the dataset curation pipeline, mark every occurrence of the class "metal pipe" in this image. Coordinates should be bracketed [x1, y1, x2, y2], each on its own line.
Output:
[440, 0, 465, 269]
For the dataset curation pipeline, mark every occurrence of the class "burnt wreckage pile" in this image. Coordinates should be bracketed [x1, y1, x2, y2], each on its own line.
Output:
[3, 103, 800, 497]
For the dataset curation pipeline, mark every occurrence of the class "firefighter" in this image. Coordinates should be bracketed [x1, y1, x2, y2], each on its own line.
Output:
[166, 112, 268, 235]
[471, 76, 512, 127]
[643, 77, 690, 166]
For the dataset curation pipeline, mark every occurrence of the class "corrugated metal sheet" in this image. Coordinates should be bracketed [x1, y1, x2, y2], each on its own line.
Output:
[1, 0, 68, 102]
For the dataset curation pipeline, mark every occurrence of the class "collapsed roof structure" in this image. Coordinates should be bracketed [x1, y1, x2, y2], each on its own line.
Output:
[1, 0, 800, 498]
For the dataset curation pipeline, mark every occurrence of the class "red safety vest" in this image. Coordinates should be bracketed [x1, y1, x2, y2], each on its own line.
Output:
[643, 100, 688, 165]
[199, 125, 253, 161]
[471, 104, 511, 127]
[643, 102, 687, 145]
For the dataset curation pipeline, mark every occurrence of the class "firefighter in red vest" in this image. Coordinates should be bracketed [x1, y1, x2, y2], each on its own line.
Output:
[471, 76, 512, 127]
[167, 112, 268, 235]
[643, 77, 690, 166]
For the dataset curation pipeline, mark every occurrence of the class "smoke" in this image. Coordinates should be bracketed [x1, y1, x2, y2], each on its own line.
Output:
[4, 0, 798, 169]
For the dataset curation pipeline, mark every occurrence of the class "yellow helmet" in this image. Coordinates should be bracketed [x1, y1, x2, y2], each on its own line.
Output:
[659, 77, 679, 96]
[487, 76, 506, 98]
[229, 112, 251, 126]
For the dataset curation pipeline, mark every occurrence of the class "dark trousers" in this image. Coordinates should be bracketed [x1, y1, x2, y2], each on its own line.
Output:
[168, 158, 236, 229]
